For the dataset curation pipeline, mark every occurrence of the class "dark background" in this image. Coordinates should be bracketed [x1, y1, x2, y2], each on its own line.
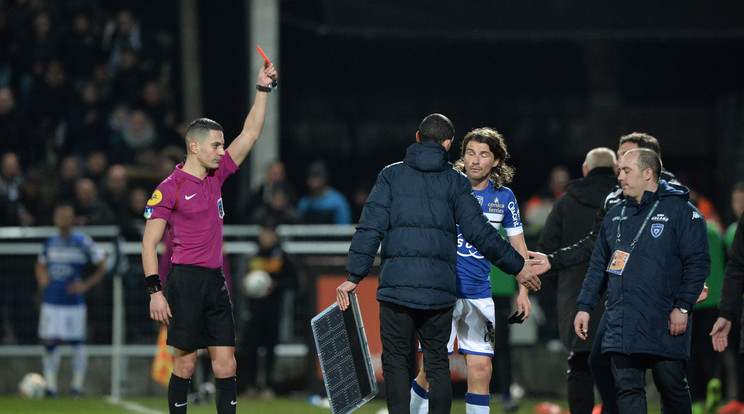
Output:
[191, 0, 744, 224]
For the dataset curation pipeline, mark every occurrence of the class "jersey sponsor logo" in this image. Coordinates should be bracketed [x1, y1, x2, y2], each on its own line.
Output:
[651, 214, 669, 222]
[457, 232, 484, 259]
[147, 190, 163, 206]
[612, 216, 627, 221]
[507, 201, 520, 226]
[692, 211, 702, 220]
[144, 206, 153, 219]
[217, 197, 225, 219]
[651, 223, 664, 238]
[185, 193, 196, 200]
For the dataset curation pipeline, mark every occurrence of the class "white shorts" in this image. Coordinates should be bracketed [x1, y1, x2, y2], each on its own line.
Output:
[38, 303, 87, 342]
[447, 298, 495, 356]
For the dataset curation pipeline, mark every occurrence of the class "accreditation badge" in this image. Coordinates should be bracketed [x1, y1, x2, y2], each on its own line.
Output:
[607, 250, 630, 275]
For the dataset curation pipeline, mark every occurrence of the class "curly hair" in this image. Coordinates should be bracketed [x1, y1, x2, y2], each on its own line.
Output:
[456, 127, 515, 188]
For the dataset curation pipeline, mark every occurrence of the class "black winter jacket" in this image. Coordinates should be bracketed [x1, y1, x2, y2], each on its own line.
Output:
[345, 142, 525, 309]
[537, 167, 617, 352]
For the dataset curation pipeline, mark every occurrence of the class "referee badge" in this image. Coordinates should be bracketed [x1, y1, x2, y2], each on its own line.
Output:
[217, 198, 224, 218]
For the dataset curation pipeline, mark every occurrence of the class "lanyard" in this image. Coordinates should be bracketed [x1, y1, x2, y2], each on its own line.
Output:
[615, 200, 660, 252]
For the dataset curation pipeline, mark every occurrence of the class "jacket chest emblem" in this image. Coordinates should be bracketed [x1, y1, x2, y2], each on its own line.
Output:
[475, 195, 484, 206]
[651, 223, 664, 238]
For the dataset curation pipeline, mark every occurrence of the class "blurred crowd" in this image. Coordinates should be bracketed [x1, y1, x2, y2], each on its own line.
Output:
[0, 0, 183, 234]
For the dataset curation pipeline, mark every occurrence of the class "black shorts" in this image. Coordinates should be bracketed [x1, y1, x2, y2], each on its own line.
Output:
[165, 264, 235, 350]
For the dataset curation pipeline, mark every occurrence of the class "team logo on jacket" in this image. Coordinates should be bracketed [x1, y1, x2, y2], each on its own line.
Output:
[476, 195, 484, 206]
[651, 223, 664, 238]
[217, 198, 224, 219]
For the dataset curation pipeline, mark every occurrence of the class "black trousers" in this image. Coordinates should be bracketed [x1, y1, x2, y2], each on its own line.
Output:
[610, 352, 691, 414]
[379, 301, 453, 414]
[567, 351, 595, 414]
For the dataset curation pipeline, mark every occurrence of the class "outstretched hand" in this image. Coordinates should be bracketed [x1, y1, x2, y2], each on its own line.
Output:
[515, 259, 542, 292]
[710, 317, 732, 352]
[527, 251, 552, 275]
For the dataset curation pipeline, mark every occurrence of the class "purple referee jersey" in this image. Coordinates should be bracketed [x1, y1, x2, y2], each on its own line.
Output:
[144, 150, 239, 268]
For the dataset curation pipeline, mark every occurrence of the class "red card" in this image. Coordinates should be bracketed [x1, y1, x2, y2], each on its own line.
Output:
[257, 45, 271, 65]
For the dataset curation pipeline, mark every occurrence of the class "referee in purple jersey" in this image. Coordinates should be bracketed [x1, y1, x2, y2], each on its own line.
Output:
[141, 62, 277, 414]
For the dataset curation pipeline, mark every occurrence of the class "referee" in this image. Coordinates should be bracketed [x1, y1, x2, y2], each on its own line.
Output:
[142, 62, 277, 414]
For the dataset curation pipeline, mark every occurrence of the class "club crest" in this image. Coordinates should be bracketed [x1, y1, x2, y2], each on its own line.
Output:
[475, 195, 484, 206]
[651, 223, 664, 238]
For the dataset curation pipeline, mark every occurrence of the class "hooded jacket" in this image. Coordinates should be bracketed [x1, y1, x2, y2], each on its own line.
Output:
[538, 166, 618, 352]
[577, 180, 710, 360]
[346, 141, 525, 309]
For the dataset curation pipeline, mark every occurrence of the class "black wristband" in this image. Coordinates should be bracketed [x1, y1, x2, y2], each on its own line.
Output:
[256, 84, 272, 93]
[145, 274, 162, 295]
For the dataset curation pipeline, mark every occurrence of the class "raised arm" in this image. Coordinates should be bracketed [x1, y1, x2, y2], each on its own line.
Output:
[226, 63, 278, 166]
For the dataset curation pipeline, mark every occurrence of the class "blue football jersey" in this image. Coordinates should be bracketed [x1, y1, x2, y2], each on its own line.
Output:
[38, 231, 105, 305]
[456, 183, 523, 298]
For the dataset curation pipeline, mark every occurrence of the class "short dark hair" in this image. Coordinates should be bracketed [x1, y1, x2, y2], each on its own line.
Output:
[184, 118, 223, 146]
[458, 127, 515, 188]
[619, 132, 661, 157]
[627, 148, 662, 181]
[418, 114, 455, 144]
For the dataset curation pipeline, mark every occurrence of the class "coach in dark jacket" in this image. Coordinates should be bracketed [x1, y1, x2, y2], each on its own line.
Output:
[575, 149, 710, 413]
[336, 114, 541, 414]
[538, 147, 617, 414]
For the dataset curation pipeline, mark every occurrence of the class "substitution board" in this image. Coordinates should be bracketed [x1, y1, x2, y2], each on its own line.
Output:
[311, 293, 378, 414]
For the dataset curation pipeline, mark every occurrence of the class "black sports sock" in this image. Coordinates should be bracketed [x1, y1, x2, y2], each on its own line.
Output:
[215, 376, 237, 414]
[168, 374, 190, 414]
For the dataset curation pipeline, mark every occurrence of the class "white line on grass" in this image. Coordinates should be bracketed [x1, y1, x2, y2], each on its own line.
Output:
[106, 396, 166, 414]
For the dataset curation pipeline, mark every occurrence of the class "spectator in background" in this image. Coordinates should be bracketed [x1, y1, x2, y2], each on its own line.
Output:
[237, 220, 297, 399]
[84, 150, 109, 192]
[246, 161, 297, 219]
[36, 202, 107, 397]
[523, 165, 570, 235]
[249, 184, 300, 225]
[103, 9, 142, 76]
[28, 60, 74, 158]
[73, 177, 115, 225]
[102, 164, 130, 221]
[62, 10, 102, 86]
[66, 81, 110, 156]
[109, 47, 144, 106]
[109, 107, 157, 164]
[17, 170, 52, 226]
[0, 87, 24, 157]
[1, 151, 23, 204]
[13, 10, 60, 117]
[725, 182, 744, 251]
[139, 80, 181, 148]
[537, 147, 618, 414]
[297, 160, 351, 225]
[56, 155, 82, 202]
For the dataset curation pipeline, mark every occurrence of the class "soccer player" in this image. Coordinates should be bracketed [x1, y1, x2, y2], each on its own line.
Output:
[36, 202, 107, 397]
[409, 127, 531, 414]
[142, 62, 277, 414]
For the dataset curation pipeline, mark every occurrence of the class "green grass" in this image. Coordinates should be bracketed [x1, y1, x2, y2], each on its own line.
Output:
[0, 396, 663, 413]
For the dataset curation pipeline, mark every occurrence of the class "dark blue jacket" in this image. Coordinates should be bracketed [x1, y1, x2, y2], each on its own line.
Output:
[577, 180, 710, 360]
[346, 142, 525, 309]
